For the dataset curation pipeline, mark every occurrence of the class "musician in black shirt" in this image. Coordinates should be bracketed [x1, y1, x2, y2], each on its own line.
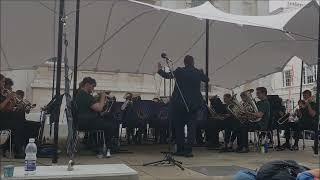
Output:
[75, 77, 113, 156]
[0, 74, 25, 158]
[282, 90, 318, 150]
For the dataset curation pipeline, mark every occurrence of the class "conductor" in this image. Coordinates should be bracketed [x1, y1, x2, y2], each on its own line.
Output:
[157, 55, 209, 157]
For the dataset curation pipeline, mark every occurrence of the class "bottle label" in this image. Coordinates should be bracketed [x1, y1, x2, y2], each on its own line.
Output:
[25, 160, 36, 171]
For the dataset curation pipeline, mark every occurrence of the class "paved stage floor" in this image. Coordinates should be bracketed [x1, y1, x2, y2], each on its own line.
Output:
[1, 142, 319, 180]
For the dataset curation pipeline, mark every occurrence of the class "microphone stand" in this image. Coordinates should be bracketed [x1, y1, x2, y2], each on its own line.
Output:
[143, 56, 187, 170]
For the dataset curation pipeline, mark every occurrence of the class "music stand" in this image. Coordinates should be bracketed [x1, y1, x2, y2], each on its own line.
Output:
[143, 54, 189, 170]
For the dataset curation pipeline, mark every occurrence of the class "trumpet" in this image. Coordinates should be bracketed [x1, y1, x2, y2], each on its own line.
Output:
[16, 98, 36, 112]
[1, 88, 20, 111]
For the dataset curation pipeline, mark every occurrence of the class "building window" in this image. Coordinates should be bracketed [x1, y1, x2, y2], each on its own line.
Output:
[201, 82, 212, 92]
[283, 70, 292, 87]
[303, 65, 317, 85]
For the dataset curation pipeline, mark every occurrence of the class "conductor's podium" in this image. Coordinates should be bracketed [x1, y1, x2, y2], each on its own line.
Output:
[3, 164, 139, 180]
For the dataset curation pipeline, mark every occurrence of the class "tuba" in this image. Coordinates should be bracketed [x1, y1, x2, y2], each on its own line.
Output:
[240, 89, 261, 123]
[227, 94, 244, 119]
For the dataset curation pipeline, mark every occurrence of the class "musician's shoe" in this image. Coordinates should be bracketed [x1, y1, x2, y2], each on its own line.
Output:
[173, 151, 185, 157]
[184, 152, 194, 158]
[219, 147, 233, 153]
[278, 142, 291, 151]
[291, 144, 299, 151]
[14, 153, 25, 159]
[236, 147, 249, 153]
[106, 149, 111, 158]
[207, 145, 221, 150]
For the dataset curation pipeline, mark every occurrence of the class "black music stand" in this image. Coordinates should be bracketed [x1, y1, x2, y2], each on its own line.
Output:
[143, 54, 188, 171]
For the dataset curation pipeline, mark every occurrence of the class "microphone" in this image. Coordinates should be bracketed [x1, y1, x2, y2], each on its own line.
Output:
[161, 53, 167, 59]
[161, 52, 172, 62]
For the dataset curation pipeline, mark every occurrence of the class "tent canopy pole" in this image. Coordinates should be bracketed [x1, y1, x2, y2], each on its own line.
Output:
[314, 5, 320, 155]
[73, 0, 80, 97]
[52, 0, 65, 164]
[205, 19, 209, 104]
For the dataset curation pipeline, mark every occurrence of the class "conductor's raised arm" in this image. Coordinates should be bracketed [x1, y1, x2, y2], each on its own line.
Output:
[199, 69, 209, 83]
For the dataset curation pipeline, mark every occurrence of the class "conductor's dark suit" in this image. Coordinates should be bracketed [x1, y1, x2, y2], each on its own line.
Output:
[158, 65, 209, 153]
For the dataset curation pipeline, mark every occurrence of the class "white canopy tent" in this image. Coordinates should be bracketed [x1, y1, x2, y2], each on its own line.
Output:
[0, 0, 318, 89]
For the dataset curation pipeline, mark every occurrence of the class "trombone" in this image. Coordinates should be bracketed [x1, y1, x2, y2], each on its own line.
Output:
[277, 103, 301, 125]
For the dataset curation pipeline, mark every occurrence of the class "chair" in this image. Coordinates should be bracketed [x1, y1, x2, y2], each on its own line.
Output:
[0, 129, 12, 159]
[253, 118, 277, 152]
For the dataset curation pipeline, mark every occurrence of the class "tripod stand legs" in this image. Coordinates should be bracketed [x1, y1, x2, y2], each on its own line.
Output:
[143, 152, 184, 170]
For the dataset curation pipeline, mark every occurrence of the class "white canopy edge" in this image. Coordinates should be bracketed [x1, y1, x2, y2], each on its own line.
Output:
[131, 0, 309, 30]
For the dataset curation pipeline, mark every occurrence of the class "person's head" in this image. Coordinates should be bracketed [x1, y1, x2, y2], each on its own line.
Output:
[256, 87, 267, 100]
[302, 90, 312, 101]
[134, 95, 141, 101]
[15, 90, 25, 100]
[81, 77, 96, 94]
[240, 92, 249, 102]
[0, 74, 5, 90]
[184, 55, 194, 67]
[4, 78, 13, 90]
[124, 92, 133, 100]
[298, 100, 306, 109]
[79, 81, 85, 89]
[223, 93, 232, 104]
[152, 98, 160, 103]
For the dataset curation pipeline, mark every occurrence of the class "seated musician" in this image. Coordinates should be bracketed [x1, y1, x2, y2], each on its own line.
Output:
[15, 90, 41, 147]
[0, 74, 24, 158]
[121, 92, 136, 144]
[206, 94, 240, 151]
[249, 87, 271, 130]
[288, 90, 316, 151]
[75, 77, 112, 156]
[238, 87, 271, 153]
[15, 90, 36, 114]
[4, 78, 14, 91]
[280, 100, 305, 150]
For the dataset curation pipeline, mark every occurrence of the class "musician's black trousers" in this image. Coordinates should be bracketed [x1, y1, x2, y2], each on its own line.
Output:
[169, 103, 198, 153]
[78, 114, 113, 149]
[281, 121, 317, 144]
[0, 112, 25, 154]
[206, 117, 240, 148]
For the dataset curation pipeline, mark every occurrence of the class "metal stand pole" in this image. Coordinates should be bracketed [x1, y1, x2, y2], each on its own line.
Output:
[205, 19, 209, 104]
[314, 7, 320, 155]
[73, 0, 80, 98]
[300, 62, 304, 100]
[52, 0, 65, 164]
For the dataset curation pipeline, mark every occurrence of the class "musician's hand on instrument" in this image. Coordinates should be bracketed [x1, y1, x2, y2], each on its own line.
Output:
[100, 93, 107, 101]
[253, 112, 263, 118]
[7, 92, 16, 100]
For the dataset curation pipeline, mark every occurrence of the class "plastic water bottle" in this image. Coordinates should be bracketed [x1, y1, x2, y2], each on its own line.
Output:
[25, 138, 37, 175]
